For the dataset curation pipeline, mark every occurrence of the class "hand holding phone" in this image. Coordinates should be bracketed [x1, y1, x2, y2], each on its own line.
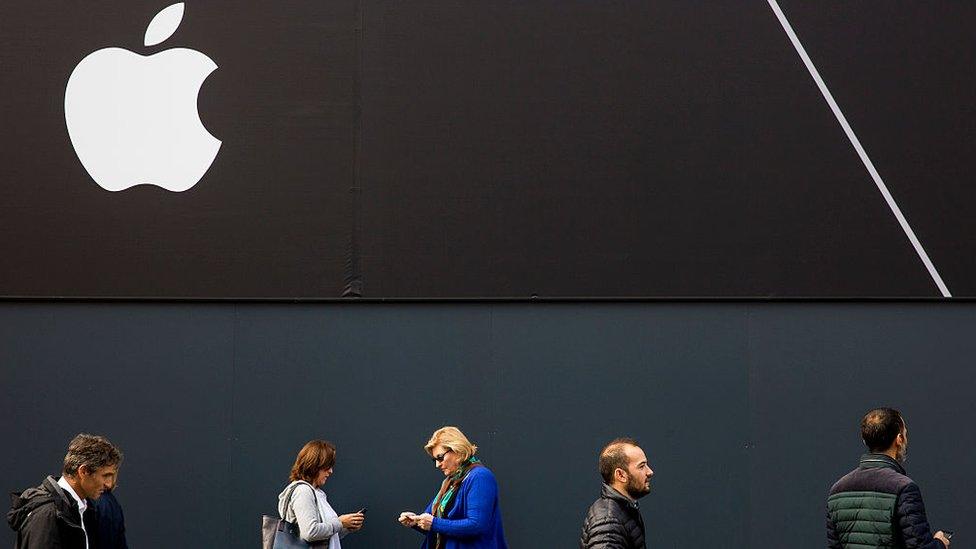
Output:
[935, 530, 953, 547]
[339, 512, 365, 531]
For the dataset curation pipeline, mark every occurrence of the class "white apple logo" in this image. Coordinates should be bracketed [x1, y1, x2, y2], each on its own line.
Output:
[65, 3, 221, 192]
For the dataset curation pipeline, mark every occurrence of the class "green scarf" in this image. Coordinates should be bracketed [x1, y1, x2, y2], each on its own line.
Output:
[430, 457, 482, 549]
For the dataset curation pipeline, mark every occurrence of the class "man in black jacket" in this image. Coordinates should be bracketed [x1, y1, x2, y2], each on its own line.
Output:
[827, 408, 950, 549]
[8, 433, 123, 549]
[580, 437, 654, 549]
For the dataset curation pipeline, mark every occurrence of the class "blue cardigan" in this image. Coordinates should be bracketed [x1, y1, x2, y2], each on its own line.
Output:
[415, 466, 508, 549]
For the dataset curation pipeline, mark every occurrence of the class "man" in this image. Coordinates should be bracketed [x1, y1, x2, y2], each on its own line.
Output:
[7, 433, 123, 549]
[580, 437, 654, 549]
[827, 408, 950, 548]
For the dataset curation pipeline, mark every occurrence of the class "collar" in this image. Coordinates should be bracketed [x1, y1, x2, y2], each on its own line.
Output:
[858, 453, 907, 475]
[601, 483, 639, 510]
[57, 476, 88, 514]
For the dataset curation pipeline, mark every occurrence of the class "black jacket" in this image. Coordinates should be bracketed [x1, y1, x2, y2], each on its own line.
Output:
[579, 484, 646, 549]
[8, 476, 98, 549]
[827, 454, 945, 549]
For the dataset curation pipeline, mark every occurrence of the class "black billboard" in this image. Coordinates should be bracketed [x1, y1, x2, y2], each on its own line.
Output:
[2, 1, 974, 298]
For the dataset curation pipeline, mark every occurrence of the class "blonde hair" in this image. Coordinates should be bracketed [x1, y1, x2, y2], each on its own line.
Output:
[425, 426, 478, 461]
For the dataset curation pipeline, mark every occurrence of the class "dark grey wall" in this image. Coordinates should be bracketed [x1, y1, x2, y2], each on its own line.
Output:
[1, 302, 972, 547]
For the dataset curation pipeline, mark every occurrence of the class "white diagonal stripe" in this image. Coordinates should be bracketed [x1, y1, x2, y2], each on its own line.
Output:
[766, 0, 951, 297]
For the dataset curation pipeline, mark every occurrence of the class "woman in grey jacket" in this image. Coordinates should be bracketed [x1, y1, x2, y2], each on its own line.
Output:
[277, 440, 365, 548]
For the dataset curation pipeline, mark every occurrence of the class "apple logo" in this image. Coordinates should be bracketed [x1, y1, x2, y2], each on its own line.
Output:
[64, 3, 220, 192]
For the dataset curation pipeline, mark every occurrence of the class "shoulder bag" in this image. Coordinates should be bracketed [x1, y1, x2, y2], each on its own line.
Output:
[261, 481, 325, 549]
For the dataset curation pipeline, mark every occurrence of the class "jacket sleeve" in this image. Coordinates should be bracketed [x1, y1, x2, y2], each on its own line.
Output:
[430, 470, 497, 538]
[581, 514, 629, 549]
[290, 485, 342, 542]
[826, 503, 842, 549]
[411, 501, 434, 536]
[896, 483, 947, 549]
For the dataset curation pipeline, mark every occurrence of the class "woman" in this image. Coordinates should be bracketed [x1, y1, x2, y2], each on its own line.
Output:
[398, 426, 507, 548]
[277, 440, 365, 548]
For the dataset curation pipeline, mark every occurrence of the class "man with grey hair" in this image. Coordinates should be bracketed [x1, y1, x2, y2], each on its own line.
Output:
[579, 437, 654, 549]
[7, 433, 123, 549]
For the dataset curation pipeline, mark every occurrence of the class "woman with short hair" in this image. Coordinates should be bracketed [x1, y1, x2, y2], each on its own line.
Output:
[398, 426, 508, 548]
[277, 440, 364, 548]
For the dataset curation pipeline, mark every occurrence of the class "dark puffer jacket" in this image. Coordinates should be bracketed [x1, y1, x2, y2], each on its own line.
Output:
[8, 476, 97, 549]
[827, 454, 946, 549]
[579, 484, 646, 549]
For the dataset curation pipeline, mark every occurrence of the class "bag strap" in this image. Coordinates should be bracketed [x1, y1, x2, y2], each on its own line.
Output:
[281, 481, 323, 523]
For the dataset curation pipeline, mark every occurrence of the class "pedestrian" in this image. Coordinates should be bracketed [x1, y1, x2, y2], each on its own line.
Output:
[579, 437, 654, 549]
[90, 486, 128, 549]
[276, 439, 365, 548]
[7, 433, 123, 549]
[827, 408, 950, 548]
[398, 426, 508, 548]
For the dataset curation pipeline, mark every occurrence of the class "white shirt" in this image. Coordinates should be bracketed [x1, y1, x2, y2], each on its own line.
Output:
[57, 477, 89, 549]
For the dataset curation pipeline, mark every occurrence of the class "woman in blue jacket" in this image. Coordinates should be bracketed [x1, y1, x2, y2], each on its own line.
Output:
[398, 426, 508, 549]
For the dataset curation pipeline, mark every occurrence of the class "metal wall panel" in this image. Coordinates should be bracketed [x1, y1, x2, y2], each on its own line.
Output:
[1, 302, 970, 547]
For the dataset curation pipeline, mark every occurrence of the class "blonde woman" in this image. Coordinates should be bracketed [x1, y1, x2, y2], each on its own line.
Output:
[398, 427, 508, 549]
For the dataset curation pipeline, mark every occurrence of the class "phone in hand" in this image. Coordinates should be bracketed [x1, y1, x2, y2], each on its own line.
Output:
[356, 507, 367, 515]
[943, 530, 953, 540]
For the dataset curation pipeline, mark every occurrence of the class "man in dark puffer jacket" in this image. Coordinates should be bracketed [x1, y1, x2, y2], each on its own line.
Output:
[827, 408, 950, 549]
[580, 438, 654, 549]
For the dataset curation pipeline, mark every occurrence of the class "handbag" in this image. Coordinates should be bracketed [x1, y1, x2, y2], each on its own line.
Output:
[261, 481, 325, 549]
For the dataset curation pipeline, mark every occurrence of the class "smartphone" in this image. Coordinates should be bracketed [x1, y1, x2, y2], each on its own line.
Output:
[357, 507, 367, 515]
[944, 530, 953, 540]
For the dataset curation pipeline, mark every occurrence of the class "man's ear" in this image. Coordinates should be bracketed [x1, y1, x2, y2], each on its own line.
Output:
[614, 467, 628, 483]
[76, 465, 90, 478]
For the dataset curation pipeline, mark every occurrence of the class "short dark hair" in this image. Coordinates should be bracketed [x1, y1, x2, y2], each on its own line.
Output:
[599, 438, 639, 484]
[289, 440, 337, 483]
[62, 434, 123, 477]
[861, 408, 905, 452]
